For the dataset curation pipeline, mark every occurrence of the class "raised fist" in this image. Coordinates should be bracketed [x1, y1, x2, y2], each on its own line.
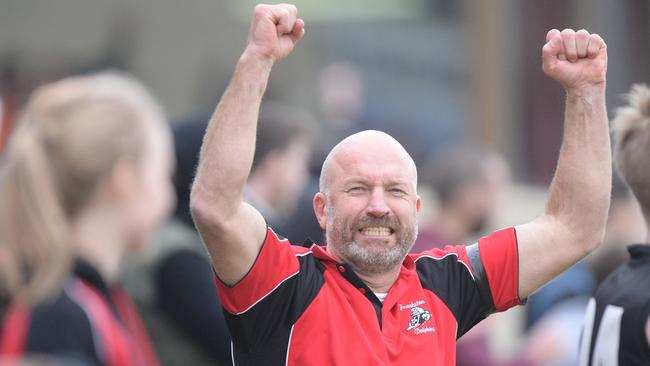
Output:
[542, 29, 607, 90]
[245, 4, 305, 63]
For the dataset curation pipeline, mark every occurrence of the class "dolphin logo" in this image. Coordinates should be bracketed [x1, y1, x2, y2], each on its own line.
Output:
[406, 306, 432, 331]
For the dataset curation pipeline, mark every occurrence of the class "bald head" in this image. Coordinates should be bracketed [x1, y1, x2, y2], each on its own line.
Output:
[314, 130, 420, 276]
[319, 130, 418, 195]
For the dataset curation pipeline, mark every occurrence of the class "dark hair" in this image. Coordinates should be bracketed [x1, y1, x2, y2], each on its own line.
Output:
[421, 144, 488, 207]
[252, 102, 311, 171]
[171, 118, 207, 227]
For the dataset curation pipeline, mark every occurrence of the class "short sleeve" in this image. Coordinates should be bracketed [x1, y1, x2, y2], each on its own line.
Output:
[413, 227, 523, 338]
[477, 227, 523, 311]
[212, 228, 323, 361]
[214, 227, 301, 315]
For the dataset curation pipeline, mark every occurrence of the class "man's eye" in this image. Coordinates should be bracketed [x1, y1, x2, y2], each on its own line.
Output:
[389, 188, 406, 194]
[348, 187, 365, 192]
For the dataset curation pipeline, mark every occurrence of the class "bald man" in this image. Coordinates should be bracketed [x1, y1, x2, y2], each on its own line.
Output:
[190, 4, 610, 365]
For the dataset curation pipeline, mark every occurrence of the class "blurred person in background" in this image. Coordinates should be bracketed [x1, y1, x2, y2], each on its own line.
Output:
[526, 173, 642, 330]
[0, 71, 173, 365]
[122, 118, 232, 366]
[578, 84, 650, 366]
[415, 146, 530, 366]
[0, 60, 18, 154]
[244, 102, 312, 228]
[417, 146, 530, 366]
[280, 61, 365, 244]
[585, 174, 646, 285]
[314, 61, 366, 159]
[523, 174, 644, 366]
[191, 4, 610, 364]
[412, 145, 511, 252]
[123, 101, 311, 365]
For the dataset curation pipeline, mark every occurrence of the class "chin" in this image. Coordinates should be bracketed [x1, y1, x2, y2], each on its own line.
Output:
[127, 232, 152, 253]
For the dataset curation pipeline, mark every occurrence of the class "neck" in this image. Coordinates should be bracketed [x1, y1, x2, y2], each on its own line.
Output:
[355, 268, 401, 293]
[72, 208, 127, 284]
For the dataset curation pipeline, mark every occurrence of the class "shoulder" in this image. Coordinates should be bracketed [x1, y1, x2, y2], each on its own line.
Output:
[266, 227, 313, 256]
[26, 286, 98, 361]
[411, 245, 474, 277]
[29, 287, 92, 331]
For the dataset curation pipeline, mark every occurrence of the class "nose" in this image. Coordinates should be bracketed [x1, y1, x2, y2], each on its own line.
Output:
[366, 187, 390, 217]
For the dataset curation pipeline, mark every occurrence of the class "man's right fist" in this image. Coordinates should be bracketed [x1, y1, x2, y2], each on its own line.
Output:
[245, 4, 305, 63]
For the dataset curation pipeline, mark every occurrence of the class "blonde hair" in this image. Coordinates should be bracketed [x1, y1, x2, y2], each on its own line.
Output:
[0, 71, 165, 304]
[613, 84, 650, 223]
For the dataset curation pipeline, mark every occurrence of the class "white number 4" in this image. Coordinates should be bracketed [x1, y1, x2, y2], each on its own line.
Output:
[579, 298, 624, 366]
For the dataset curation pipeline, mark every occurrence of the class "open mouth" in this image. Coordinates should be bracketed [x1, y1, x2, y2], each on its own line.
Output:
[358, 226, 395, 236]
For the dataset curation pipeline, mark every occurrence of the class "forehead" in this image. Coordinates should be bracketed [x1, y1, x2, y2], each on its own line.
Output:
[328, 140, 416, 186]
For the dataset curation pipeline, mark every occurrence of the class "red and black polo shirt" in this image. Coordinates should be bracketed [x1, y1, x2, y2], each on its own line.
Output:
[216, 227, 523, 365]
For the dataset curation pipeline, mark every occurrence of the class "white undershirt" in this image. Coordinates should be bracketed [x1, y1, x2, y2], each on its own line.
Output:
[375, 292, 388, 303]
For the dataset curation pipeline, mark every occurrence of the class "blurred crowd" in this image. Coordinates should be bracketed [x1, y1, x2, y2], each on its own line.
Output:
[0, 16, 648, 366]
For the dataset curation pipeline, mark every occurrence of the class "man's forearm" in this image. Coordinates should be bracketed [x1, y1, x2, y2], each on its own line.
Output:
[516, 29, 609, 298]
[545, 85, 611, 246]
[192, 52, 273, 216]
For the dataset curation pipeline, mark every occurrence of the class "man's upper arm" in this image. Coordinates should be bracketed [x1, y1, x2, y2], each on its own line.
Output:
[515, 215, 589, 299]
[193, 201, 267, 286]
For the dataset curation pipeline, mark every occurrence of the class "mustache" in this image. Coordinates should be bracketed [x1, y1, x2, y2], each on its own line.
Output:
[351, 215, 400, 231]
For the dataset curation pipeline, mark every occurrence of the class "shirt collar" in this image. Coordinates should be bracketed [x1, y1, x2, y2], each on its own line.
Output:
[310, 244, 417, 273]
[73, 258, 111, 297]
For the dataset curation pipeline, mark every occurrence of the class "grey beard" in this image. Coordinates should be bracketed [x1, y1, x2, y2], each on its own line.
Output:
[339, 237, 413, 275]
[326, 213, 417, 275]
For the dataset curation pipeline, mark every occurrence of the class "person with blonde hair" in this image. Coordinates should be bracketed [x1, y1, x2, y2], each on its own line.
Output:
[579, 84, 650, 366]
[0, 71, 173, 365]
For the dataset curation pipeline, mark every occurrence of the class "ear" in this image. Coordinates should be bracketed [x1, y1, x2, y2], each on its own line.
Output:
[416, 195, 421, 214]
[256, 150, 284, 183]
[105, 159, 137, 201]
[313, 192, 328, 230]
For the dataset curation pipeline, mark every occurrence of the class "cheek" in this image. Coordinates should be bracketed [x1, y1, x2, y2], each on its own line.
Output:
[329, 205, 358, 233]
[147, 172, 174, 224]
[282, 159, 308, 193]
[133, 169, 173, 231]
[394, 200, 419, 226]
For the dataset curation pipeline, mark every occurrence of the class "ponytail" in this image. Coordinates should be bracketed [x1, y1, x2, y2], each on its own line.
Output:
[0, 121, 72, 305]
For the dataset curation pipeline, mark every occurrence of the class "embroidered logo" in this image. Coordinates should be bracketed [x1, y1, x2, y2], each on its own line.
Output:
[399, 300, 425, 312]
[406, 306, 432, 331]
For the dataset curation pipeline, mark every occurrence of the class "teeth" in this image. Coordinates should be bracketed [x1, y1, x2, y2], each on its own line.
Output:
[360, 227, 391, 236]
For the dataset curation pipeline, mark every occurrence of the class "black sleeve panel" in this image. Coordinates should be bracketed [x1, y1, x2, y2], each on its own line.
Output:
[225, 254, 324, 365]
[415, 253, 490, 338]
